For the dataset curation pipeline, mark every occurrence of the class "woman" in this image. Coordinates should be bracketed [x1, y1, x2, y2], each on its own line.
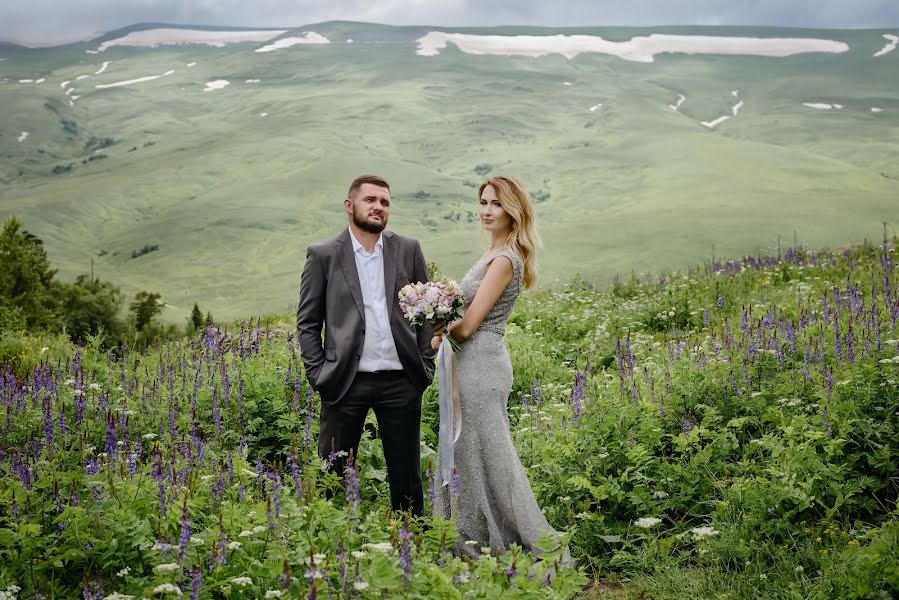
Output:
[432, 176, 567, 560]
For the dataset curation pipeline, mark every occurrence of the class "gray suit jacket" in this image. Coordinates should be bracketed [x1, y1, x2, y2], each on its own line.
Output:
[296, 228, 436, 404]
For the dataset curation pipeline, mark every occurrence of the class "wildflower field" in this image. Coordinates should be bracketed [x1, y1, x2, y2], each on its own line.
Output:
[1, 239, 897, 599]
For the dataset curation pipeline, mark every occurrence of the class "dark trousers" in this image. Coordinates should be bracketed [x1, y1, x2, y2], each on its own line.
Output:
[318, 370, 424, 516]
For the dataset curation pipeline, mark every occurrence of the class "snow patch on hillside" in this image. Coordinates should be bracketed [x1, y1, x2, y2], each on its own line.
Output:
[255, 32, 330, 52]
[873, 34, 898, 57]
[803, 102, 840, 110]
[97, 28, 287, 52]
[701, 115, 730, 128]
[17, 132, 29, 142]
[95, 70, 174, 89]
[871, 107, 884, 113]
[416, 32, 849, 62]
[668, 94, 686, 110]
[95, 61, 110, 75]
[204, 79, 229, 91]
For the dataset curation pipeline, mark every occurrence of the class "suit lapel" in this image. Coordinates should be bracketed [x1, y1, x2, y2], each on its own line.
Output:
[383, 231, 398, 322]
[336, 229, 365, 321]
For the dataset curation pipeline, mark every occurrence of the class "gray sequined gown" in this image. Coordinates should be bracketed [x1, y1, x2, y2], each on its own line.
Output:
[436, 249, 565, 559]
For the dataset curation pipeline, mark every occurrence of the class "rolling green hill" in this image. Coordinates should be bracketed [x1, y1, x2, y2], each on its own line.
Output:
[1, 22, 896, 321]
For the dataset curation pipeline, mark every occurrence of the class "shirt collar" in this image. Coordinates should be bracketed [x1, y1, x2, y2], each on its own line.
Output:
[348, 226, 383, 255]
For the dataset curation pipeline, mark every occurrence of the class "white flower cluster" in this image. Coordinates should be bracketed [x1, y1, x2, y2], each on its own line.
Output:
[634, 517, 663, 528]
[153, 563, 180, 574]
[0, 585, 21, 600]
[150, 583, 182, 596]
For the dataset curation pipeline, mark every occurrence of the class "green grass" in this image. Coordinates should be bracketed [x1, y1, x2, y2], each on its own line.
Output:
[1, 23, 897, 321]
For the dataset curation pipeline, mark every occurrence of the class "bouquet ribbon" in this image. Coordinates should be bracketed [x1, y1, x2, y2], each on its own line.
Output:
[437, 335, 462, 486]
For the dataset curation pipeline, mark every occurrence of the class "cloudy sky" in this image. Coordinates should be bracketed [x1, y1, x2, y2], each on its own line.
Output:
[3, 0, 898, 46]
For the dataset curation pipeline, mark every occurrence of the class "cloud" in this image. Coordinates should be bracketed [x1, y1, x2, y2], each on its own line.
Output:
[2, 0, 898, 46]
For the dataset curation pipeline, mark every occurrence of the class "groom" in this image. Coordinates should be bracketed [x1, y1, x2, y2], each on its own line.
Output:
[296, 174, 435, 516]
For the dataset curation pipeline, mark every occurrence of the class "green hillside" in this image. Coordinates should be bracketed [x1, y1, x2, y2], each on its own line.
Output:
[1, 22, 897, 321]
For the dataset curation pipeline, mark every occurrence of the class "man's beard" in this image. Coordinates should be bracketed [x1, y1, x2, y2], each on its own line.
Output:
[353, 209, 387, 233]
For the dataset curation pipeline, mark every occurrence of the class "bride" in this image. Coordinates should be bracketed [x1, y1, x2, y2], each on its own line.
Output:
[432, 176, 567, 560]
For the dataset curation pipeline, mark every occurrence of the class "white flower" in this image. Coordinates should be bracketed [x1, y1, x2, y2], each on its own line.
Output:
[597, 452, 609, 459]
[151, 583, 183, 596]
[795, 566, 804, 572]
[634, 517, 662, 528]
[104, 594, 135, 600]
[335, 450, 348, 457]
[652, 491, 669, 499]
[463, 540, 478, 546]
[116, 567, 131, 577]
[89, 382, 103, 390]
[265, 592, 285, 599]
[690, 526, 720, 540]
[143, 433, 158, 440]
[480, 546, 491, 554]
[353, 582, 370, 591]
[238, 530, 253, 538]
[231, 577, 252, 587]
[351, 550, 366, 559]
[227, 541, 242, 550]
[154, 563, 180, 574]
[362, 542, 393, 552]
[40, 347, 49, 355]
[252, 525, 266, 534]
[64, 379, 75, 386]
[189, 536, 204, 546]
[73, 389, 83, 396]
[242, 468, 259, 477]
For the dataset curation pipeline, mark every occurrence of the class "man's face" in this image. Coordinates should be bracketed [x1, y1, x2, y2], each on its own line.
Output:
[345, 183, 390, 233]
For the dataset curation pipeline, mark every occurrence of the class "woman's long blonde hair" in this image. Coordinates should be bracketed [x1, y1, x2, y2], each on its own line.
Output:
[478, 176, 542, 288]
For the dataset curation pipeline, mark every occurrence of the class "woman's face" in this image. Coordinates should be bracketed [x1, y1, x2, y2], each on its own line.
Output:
[479, 184, 513, 235]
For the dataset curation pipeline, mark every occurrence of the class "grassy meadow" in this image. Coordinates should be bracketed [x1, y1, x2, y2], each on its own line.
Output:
[1, 22, 898, 322]
[1, 236, 897, 598]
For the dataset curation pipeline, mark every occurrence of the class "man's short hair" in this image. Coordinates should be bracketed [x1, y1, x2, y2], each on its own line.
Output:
[348, 174, 390, 198]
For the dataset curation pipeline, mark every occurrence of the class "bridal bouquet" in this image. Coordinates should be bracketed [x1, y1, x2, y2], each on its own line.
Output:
[397, 278, 465, 328]
[399, 278, 465, 486]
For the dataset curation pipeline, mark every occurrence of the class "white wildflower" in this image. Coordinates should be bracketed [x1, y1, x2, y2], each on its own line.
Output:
[598, 452, 609, 459]
[362, 542, 393, 552]
[227, 541, 242, 550]
[351, 550, 366, 559]
[40, 346, 49, 355]
[151, 583, 183, 596]
[252, 525, 266, 534]
[634, 517, 663, 528]
[238, 530, 253, 538]
[116, 567, 131, 577]
[463, 540, 478, 546]
[795, 566, 804, 572]
[143, 433, 158, 440]
[189, 536, 204, 546]
[265, 592, 285, 599]
[89, 382, 102, 390]
[353, 582, 370, 591]
[104, 594, 135, 600]
[64, 379, 75, 386]
[231, 577, 252, 587]
[335, 450, 348, 457]
[690, 526, 720, 540]
[154, 563, 180, 574]
[480, 546, 492, 554]
[242, 468, 259, 477]
[652, 491, 669, 499]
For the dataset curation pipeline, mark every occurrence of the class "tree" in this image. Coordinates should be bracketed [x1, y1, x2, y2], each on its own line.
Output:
[130, 291, 162, 331]
[0, 216, 60, 331]
[190, 303, 204, 331]
[60, 275, 124, 345]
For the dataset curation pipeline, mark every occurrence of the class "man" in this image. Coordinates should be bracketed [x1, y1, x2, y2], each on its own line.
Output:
[296, 174, 435, 516]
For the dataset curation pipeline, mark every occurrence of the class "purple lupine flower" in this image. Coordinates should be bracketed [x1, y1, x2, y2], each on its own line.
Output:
[520, 390, 529, 412]
[399, 524, 413, 587]
[450, 469, 461, 498]
[281, 558, 292, 590]
[681, 414, 692, 440]
[505, 563, 518, 579]
[288, 446, 303, 499]
[58, 400, 66, 437]
[178, 498, 191, 563]
[104, 410, 117, 460]
[270, 469, 282, 518]
[190, 566, 203, 600]
[217, 514, 228, 566]
[85, 457, 99, 476]
[43, 394, 54, 447]
[303, 385, 314, 449]
[833, 314, 842, 363]
[212, 385, 221, 435]
[703, 310, 711, 328]
[846, 322, 855, 364]
[344, 457, 360, 510]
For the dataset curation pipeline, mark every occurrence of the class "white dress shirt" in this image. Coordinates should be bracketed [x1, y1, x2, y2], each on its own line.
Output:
[348, 227, 403, 372]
